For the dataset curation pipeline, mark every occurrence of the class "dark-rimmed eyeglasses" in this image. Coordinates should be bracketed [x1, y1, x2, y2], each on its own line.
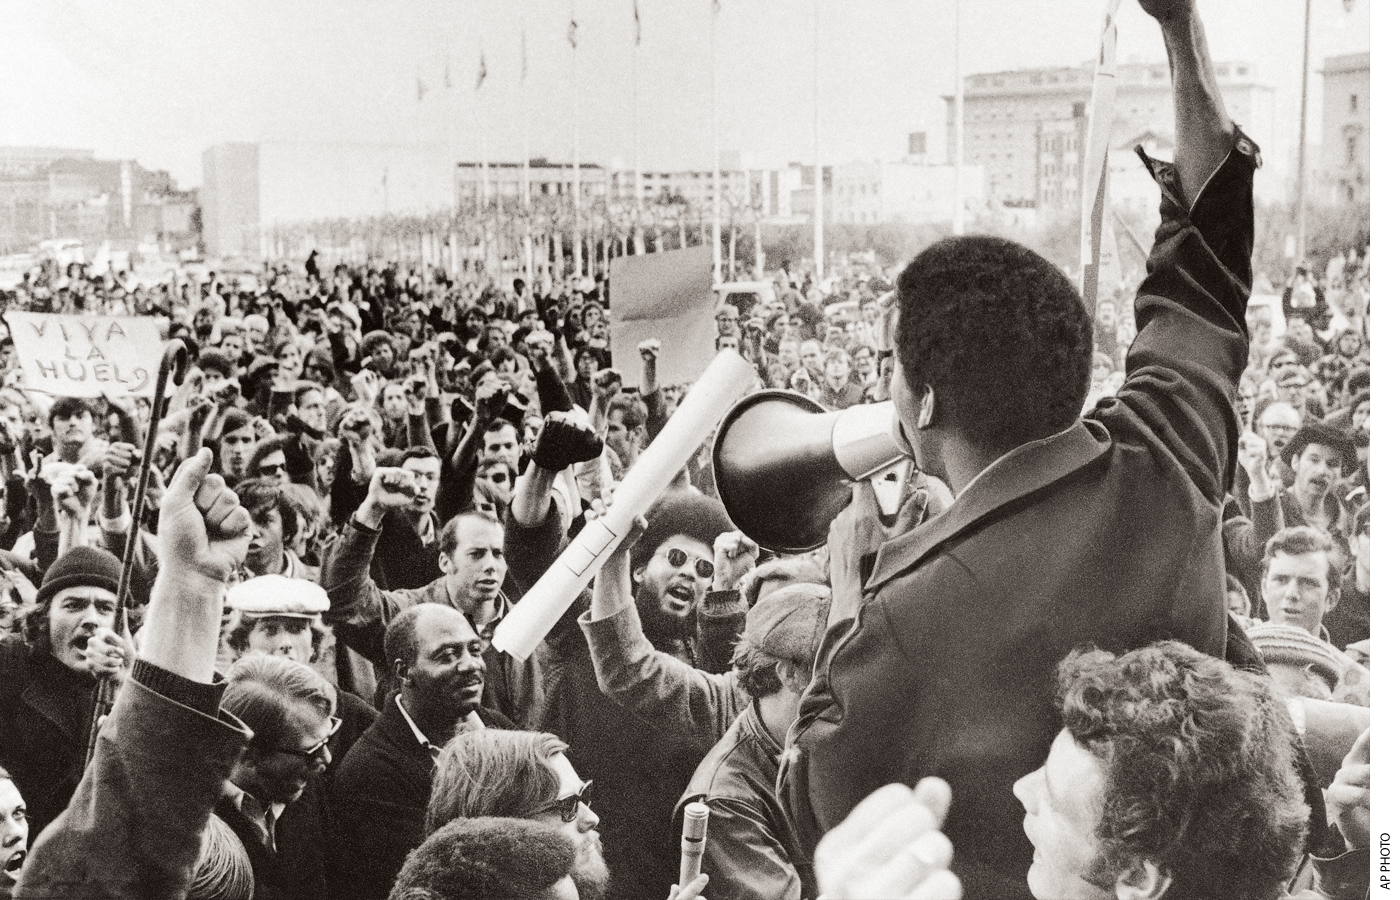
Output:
[666, 548, 715, 579]
[533, 781, 594, 823]
[273, 716, 341, 763]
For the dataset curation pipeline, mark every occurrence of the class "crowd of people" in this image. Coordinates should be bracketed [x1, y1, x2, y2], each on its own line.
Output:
[0, 1, 1374, 899]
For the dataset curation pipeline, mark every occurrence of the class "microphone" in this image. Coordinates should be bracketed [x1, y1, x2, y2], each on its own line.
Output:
[678, 801, 710, 888]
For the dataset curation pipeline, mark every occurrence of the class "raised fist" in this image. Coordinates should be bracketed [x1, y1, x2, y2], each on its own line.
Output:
[159, 448, 253, 585]
[532, 410, 604, 472]
[367, 466, 418, 511]
[51, 465, 98, 520]
[1238, 430, 1270, 484]
[592, 369, 623, 399]
[712, 531, 759, 593]
[103, 442, 139, 481]
[339, 408, 374, 447]
[637, 339, 661, 362]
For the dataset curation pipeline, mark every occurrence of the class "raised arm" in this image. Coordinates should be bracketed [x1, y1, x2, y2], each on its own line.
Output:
[17, 450, 253, 899]
[1143, 0, 1234, 205]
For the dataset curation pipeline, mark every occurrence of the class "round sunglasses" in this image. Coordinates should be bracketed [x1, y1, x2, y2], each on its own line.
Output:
[665, 547, 714, 580]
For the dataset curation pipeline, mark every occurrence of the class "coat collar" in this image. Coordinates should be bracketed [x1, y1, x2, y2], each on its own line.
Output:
[867, 420, 1112, 592]
[20, 648, 95, 740]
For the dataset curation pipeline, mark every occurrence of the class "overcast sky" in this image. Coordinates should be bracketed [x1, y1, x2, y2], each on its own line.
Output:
[0, 0, 1370, 189]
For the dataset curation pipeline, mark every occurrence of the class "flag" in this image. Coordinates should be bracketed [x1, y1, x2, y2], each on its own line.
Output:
[568, 18, 578, 48]
[476, 49, 487, 90]
[1078, 0, 1121, 311]
[634, 0, 642, 45]
[416, 77, 428, 101]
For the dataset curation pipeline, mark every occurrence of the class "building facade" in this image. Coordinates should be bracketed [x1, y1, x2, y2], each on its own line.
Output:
[1, 146, 195, 256]
[945, 60, 1276, 207]
[202, 141, 456, 260]
[1318, 52, 1368, 205]
[829, 160, 986, 225]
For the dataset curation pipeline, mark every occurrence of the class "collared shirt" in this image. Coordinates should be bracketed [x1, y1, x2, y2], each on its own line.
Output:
[954, 419, 1082, 501]
[395, 694, 485, 762]
[225, 782, 286, 852]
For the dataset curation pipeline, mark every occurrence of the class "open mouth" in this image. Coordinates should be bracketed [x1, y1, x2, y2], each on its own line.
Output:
[70, 633, 91, 652]
[663, 583, 696, 614]
[4, 850, 25, 874]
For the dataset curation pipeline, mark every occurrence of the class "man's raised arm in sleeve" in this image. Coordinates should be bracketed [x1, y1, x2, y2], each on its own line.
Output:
[1113, 0, 1261, 503]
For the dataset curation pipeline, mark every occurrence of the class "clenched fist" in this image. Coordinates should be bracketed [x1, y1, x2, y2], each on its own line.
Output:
[159, 448, 253, 586]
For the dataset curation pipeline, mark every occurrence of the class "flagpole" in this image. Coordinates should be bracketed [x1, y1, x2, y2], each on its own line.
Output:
[812, 0, 823, 284]
[520, 17, 533, 299]
[710, 0, 721, 285]
[571, 2, 582, 277]
[633, 0, 645, 255]
[952, 0, 965, 236]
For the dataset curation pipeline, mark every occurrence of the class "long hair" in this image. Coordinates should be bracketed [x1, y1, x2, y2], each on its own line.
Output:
[188, 814, 255, 900]
[425, 731, 569, 837]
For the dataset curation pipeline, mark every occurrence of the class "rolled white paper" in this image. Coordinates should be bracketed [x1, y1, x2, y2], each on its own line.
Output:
[491, 349, 756, 661]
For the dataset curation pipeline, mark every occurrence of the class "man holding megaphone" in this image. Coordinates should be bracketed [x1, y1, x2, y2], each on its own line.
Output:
[780, 1, 1261, 897]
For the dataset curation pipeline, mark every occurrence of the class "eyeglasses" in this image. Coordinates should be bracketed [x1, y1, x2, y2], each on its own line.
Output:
[534, 781, 594, 823]
[258, 460, 288, 477]
[666, 547, 715, 579]
[273, 717, 341, 763]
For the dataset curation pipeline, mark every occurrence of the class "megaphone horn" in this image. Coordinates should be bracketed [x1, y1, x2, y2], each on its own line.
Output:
[710, 390, 911, 553]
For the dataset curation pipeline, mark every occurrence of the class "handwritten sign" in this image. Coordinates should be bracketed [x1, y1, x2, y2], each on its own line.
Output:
[4, 312, 164, 397]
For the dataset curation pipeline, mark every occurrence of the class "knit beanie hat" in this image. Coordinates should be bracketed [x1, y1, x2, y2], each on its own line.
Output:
[36, 546, 123, 608]
[631, 491, 734, 572]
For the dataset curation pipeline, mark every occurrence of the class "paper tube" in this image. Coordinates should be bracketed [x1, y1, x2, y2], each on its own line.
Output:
[492, 349, 756, 661]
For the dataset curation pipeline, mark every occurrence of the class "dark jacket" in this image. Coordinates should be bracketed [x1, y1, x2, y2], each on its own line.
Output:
[214, 777, 333, 900]
[0, 637, 97, 840]
[680, 704, 813, 900]
[330, 696, 513, 900]
[16, 660, 248, 900]
[782, 134, 1261, 899]
[321, 517, 540, 727]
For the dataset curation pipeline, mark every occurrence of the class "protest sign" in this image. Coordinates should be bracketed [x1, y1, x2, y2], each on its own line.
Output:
[4, 312, 165, 398]
[609, 245, 716, 387]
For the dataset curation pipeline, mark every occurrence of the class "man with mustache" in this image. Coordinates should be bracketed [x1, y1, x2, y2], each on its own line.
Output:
[331, 604, 513, 900]
[1245, 422, 1357, 561]
[0, 545, 127, 839]
[44, 397, 107, 469]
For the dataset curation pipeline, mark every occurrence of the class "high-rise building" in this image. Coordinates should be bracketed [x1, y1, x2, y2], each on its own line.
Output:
[1318, 52, 1368, 205]
[945, 60, 1276, 208]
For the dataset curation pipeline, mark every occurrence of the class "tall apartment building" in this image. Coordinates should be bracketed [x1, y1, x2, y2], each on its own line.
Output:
[1318, 53, 1368, 205]
[945, 61, 1275, 209]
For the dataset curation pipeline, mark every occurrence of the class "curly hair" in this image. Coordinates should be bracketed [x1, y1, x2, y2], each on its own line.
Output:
[391, 817, 574, 900]
[730, 641, 783, 699]
[1056, 642, 1309, 900]
[895, 235, 1092, 452]
[1263, 526, 1341, 594]
[425, 731, 570, 836]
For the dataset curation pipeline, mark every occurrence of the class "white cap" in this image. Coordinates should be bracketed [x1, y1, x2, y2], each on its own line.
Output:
[227, 575, 329, 618]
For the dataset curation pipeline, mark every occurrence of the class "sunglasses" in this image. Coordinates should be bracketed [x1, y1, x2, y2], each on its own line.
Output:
[258, 460, 288, 477]
[274, 716, 342, 763]
[666, 547, 715, 579]
[535, 781, 594, 823]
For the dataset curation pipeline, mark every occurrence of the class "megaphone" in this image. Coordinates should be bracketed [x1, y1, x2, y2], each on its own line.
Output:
[711, 390, 912, 553]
